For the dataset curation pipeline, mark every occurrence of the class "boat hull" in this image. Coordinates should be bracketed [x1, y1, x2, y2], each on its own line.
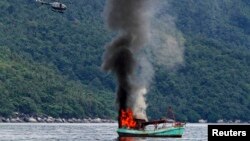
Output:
[117, 126, 185, 137]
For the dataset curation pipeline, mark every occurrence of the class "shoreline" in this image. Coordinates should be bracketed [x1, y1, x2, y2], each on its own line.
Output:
[0, 116, 116, 123]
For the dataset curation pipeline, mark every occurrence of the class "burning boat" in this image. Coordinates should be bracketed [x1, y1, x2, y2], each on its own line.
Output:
[117, 108, 185, 137]
[102, 0, 186, 138]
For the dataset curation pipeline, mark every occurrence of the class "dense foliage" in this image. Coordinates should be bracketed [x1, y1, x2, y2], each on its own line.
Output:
[0, 0, 249, 122]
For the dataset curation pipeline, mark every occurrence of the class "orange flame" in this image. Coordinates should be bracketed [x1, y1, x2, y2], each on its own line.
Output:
[120, 108, 137, 128]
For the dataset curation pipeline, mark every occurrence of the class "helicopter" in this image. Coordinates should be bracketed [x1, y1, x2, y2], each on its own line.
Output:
[35, 0, 67, 13]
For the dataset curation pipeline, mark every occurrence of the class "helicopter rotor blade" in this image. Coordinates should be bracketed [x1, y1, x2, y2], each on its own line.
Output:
[35, 0, 50, 5]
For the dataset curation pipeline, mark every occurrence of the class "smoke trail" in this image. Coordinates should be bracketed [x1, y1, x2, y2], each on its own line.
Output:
[102, 0, 154, 124]
[146, 1, 185, 70]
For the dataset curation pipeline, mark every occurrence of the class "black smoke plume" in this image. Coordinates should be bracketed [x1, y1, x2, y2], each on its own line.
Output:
[102, 0, 153, 127]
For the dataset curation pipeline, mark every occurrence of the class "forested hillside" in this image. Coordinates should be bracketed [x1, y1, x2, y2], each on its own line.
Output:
[0, 0, 115, 119]
[0, 0, 249, 122]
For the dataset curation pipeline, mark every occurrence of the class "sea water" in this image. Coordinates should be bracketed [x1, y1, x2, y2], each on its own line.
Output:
[0, 123, 207, 141]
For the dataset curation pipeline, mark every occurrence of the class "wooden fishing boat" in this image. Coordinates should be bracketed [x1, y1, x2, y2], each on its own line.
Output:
[117, 124, 185, 137]
[117, 120, 185, 137]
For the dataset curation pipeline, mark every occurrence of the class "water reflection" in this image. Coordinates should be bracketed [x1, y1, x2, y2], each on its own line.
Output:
[117, 137, 146, 141]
